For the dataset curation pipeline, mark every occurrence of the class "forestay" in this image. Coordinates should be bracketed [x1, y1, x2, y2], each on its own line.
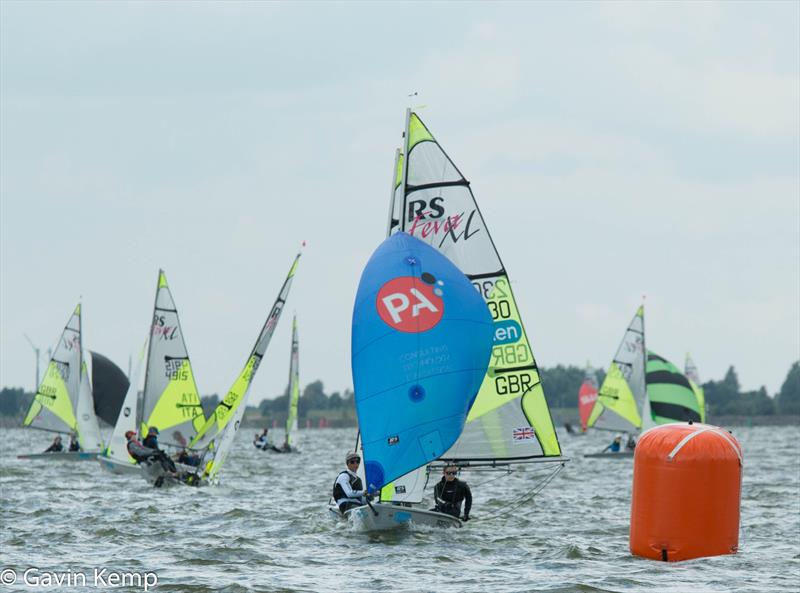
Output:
[23, 304, 82, 435]
[646, 352, 703, 424]
[587, 306, 646, 433]
[352, 232, 494, 492]
[197, 249, 302, 479]
[390, 111, 561, 462]
[141, 271, 205, 447]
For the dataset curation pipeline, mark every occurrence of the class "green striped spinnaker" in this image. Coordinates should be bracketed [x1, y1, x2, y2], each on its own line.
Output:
[646, 351, 702, 424]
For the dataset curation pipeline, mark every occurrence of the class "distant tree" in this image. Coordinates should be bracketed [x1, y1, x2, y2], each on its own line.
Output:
[329, 391, 343, 409]
[539, 365, 595, 408]
[299, 380, 328, 417]
[0, 387, 32, 417]
[776, 361, 800, 414]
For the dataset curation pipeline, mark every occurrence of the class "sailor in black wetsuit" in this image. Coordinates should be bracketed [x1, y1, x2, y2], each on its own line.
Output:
[142, 426, 160, 450]
[44, 435, 63, 453]
[332, 452, 368, 513]
[433, 465, 472, 521]
[68, 433, 81, 452]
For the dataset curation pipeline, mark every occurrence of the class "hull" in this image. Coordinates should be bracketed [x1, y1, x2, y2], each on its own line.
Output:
[329, 502, 462, 531]
[96, 455, 141, 475]
[17, 451, 98, 461]
[583, 451, 635, 459]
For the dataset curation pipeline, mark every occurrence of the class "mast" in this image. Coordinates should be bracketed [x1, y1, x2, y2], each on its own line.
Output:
[139, 270, 161, 435]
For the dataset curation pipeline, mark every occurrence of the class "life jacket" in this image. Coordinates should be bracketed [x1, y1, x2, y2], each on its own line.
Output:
[332, 470, 363, 502]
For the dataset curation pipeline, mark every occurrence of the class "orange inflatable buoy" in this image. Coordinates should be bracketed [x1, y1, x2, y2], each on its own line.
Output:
[630, 422, 742, 562]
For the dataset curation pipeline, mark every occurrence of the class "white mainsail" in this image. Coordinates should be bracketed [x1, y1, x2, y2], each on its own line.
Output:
[75, 356, 104, 452]
[141, 270, 205, 447]
[587, 306, 647, 433]
[104, 338, 147, 465]
[23, 304, 82, 435]
[390, 110, 562, 463]
[285, 315, 300, 448]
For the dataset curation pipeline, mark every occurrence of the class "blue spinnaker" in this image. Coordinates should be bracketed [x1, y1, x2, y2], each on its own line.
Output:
[352, 232, 494, 491]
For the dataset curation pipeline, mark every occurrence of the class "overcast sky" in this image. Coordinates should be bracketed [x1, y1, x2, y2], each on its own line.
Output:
[2, 1, 798, 404]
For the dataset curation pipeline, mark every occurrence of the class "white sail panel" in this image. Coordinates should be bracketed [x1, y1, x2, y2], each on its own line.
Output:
[141, 270, 205, 447]
[75, 357, 103, 451]
[105, 338, 146, 464]
[23, 304, 82, 434]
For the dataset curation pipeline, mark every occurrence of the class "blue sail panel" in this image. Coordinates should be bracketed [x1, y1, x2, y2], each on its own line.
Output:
[352, 232, 494, 491]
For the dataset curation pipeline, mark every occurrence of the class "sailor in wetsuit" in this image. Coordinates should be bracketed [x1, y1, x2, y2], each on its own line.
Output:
[44, 435, 63, 453]
[433, 465, 472, 521]
[142, 426, 160, 450]
[125, 430, 177, 475]
[68, 433, 81, 452]
[332, 451, 369, 513]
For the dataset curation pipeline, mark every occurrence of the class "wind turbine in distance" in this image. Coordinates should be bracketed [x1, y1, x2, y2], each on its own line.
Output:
[23, 335, 51, 393]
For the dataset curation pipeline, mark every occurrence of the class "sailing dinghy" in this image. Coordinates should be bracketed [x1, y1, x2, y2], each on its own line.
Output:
[267, 314, 300, 453]
[20, 304, 113, 461]
[329, 232, 494, 531]
[584, 307, 707, 457]
[98, 270, 206, 477]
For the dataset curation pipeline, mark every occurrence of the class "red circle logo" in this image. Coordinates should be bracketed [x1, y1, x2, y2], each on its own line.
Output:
[376, 276, 444, 333]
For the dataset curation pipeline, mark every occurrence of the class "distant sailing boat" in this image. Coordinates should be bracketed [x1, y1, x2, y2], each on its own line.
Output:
[577, 364, 599, 433]
[268, 314, 300, 453]
[382, 110, 565, 505]
[180, 248, 302, 485]
[98, 270, 206, 474]
[684, 353, 707, 421]
[332, 232, 494, 530]
[20, 304, 113, 460]
[584, 307, 706, 457]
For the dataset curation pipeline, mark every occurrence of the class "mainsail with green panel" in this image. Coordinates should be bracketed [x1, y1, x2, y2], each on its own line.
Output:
[192, 248, 302, 479]
[389, 110, 562, 464]
[684, 353, 706, 422]
[285, 315, 300, 448]
[141, 270, 205, 447]
[587, 306, 647, 433]
[646, 351, 703, 424]
[23, 304, 82, 435]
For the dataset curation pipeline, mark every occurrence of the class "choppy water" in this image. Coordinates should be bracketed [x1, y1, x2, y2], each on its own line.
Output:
[1, 425, 798, 593]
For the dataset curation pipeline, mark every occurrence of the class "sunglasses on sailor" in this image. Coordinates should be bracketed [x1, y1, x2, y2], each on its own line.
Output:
[445, 470, 457, 476]
[347, 458, 361, 464]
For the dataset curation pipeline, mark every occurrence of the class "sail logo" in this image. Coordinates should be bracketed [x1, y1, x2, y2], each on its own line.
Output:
[376, 276, 444, 333]
[493, 320, 521, 345]
[152, 315, 179, 340]
[406, 199, 482, 247]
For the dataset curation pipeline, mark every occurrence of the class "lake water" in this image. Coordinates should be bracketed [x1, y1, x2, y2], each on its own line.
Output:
[1, 425, 798, 593]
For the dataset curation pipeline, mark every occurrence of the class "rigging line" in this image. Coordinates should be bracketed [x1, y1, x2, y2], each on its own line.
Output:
[471, 462, 565, 523]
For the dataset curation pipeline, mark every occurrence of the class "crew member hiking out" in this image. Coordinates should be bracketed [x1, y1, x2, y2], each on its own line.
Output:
[332, 451, 368, 513]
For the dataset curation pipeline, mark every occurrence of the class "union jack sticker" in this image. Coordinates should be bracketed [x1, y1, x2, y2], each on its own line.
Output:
[512, 427, 535, 441]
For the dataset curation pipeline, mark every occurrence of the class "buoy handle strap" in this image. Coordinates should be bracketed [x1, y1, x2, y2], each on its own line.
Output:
[666, 427, 743, 465]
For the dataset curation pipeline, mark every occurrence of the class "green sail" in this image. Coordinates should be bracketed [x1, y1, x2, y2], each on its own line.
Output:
[646, 351, 702, 424]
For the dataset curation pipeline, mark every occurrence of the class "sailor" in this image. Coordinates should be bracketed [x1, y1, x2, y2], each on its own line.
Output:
[177, 449, 201, 467]
[626, 434, 637, 451]
[68, 433, 81, 452]
[125, 430, 158, 463]
[254, 429, 269, 450]
[44, 435, 63, 453]
[332, 452, 368, 513]
[142, 426, 160, 450]
[603, 434, 623, 453]
[433, 465, 472, 521]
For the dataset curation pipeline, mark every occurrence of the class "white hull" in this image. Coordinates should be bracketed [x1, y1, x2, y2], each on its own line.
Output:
[329, 502, 462, 531]
[17, 451, 99, 462]
[96, 455, 141, 475]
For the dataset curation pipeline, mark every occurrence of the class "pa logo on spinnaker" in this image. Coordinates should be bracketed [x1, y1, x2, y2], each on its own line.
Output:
[376, 275, 444, 333]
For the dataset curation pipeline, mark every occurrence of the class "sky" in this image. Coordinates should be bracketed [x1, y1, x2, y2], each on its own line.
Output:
[1, 1, 798, 404]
